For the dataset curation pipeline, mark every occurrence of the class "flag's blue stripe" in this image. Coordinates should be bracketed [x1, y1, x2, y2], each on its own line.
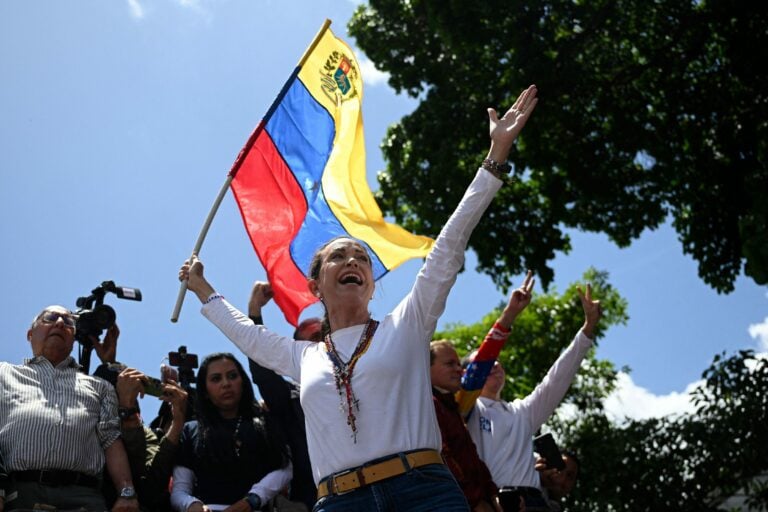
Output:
[462, 359, 495, 391]
[265, 79, 387, 278]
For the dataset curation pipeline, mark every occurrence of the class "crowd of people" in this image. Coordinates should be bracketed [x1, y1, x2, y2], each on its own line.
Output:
[1, 86, 596, 511]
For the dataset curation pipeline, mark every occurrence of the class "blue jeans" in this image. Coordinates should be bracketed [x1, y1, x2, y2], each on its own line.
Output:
[312, 463, 469, 512]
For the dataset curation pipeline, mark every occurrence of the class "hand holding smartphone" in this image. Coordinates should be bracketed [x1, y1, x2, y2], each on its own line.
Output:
[143, 375, 165, 397]
[533, 433, 566, 471]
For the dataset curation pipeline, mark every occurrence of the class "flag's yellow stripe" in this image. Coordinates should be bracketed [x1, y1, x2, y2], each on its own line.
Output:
[297, 29, 434, 269]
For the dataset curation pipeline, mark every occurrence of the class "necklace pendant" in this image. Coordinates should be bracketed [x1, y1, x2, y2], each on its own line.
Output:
[324, 319, 379, 442]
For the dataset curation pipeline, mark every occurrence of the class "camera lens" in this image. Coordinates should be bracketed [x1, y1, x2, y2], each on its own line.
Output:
[92, 304, 116, 330]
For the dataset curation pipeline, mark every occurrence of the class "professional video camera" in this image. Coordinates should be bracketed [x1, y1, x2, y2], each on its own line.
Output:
[75, 280, 142, 372]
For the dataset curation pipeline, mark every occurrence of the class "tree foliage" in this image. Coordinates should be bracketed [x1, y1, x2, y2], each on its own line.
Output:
[554, 350, 768, 511]
[349, 0, 768, 293]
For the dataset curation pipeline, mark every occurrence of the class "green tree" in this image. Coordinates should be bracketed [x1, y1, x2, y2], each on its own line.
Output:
[349, 0, 768, 293]
[555, 350, 768, 511]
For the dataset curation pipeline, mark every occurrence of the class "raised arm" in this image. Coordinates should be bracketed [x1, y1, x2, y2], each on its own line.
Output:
[576, 283, 601, 340]
[245, 281, 296, 417]
[178, 259, 304, 381]
[456, 271, 534, 417]
[399, 86, 539, 334]
[524, 283, 603, 430]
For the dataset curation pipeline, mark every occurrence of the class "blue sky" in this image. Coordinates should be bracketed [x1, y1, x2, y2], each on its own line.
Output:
[1, 0, 766, 420]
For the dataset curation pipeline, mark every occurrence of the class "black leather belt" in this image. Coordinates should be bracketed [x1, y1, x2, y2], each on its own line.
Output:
[13, 469, 100, 488]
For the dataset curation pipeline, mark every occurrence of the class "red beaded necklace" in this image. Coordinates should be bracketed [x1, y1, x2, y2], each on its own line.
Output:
[323, 318, 379, 442]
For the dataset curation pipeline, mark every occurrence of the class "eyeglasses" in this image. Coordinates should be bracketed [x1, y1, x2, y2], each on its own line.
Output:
[38, 311, 77, 328]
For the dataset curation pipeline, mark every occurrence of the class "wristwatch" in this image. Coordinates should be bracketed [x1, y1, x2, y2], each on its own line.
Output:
[118, 407, 139, 421]
[245, 492, 262, 510]
[119, 486, 137, 499]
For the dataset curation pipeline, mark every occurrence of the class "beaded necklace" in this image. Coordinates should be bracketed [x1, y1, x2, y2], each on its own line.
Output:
[233, 415, 243, 457]
[323, 318, 379, 442]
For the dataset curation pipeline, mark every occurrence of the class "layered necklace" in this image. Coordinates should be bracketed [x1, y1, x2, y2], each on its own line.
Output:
[233, 415, 243, 457]
[323, 318, 379, 442]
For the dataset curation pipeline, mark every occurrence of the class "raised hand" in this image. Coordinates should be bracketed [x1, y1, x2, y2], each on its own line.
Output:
[160, 379, 188, 444]
[499, 270, 535, 328]
[576, 283, 602, 339]
[116, 368, 148, 407]
[161, 380, 188, 420]
[179, 255, 215, 303]
[487, 85, 539, 162]
[248, 281, 274, 317]
[92, 323, 119, 364]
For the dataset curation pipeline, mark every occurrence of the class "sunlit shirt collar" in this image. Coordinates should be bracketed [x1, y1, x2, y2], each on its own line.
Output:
[24, 355, 80, 370]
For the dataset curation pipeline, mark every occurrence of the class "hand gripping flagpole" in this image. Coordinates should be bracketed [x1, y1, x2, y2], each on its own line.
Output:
[171, 18, 333, 322]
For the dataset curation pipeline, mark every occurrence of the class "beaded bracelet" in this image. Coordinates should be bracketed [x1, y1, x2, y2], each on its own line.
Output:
[204, 293, 225, 305]
[481, 158, 514, 182]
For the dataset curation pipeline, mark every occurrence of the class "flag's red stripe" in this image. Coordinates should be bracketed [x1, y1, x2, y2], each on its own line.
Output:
[230, 129, 315, 325]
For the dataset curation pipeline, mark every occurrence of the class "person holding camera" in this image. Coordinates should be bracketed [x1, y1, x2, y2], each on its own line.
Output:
[114, 365, 189, 511]
[0, 305, 139, 512]
[89, 323, 190, 511]
[465, 286, 601, 512]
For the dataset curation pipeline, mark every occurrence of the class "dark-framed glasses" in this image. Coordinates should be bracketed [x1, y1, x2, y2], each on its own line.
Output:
[39, 311, 77, 328]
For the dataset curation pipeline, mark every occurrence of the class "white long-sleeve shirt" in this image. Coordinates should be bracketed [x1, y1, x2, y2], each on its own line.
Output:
[170, 462, 293, 511]
[202, 169, 501, 484]
[467, 331, 593, 488]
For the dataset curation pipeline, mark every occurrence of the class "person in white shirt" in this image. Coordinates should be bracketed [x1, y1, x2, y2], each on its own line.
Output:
[465, 286, 601, 512]
[179, 85, 539, 512]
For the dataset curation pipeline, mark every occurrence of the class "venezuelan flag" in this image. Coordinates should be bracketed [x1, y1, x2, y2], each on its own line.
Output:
[455, 322, 509, 418]
[229, 23, 435, 326]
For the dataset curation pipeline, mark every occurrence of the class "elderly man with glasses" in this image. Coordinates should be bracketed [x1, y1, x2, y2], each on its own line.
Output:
[0, 305, 139, 512]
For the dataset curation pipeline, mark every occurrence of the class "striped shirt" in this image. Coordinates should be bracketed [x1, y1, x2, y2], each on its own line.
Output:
[0, 356, 120, 476]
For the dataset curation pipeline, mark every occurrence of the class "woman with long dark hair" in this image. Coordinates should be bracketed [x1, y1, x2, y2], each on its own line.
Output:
[170, 353, 291, 512]
[179, 85, 538, 511]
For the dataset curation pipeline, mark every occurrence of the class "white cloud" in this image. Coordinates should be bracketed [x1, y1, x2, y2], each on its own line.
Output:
[748, 316, 768, 352]
[127, 0, 145, 19]
[358, 58, 389, 87]
[603, 372, 701, 422]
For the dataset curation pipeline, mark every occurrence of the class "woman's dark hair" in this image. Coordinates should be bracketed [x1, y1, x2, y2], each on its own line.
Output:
[195, 352, 256, 422]
[308, 236, 372, 336]
[193, 353, 287, 468]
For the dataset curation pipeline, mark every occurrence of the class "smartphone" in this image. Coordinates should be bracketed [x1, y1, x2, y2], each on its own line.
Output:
[533, 433, 566, 471]
[143, 376, 165, 398]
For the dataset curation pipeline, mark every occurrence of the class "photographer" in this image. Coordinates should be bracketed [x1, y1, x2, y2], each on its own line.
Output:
[114, 366, 188, 511]
[89, 324, 190, 511]
[0, 305, 139, 511]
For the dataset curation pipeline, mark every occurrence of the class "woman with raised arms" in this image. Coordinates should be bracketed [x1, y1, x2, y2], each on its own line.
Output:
[179, 85, 538, 512]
